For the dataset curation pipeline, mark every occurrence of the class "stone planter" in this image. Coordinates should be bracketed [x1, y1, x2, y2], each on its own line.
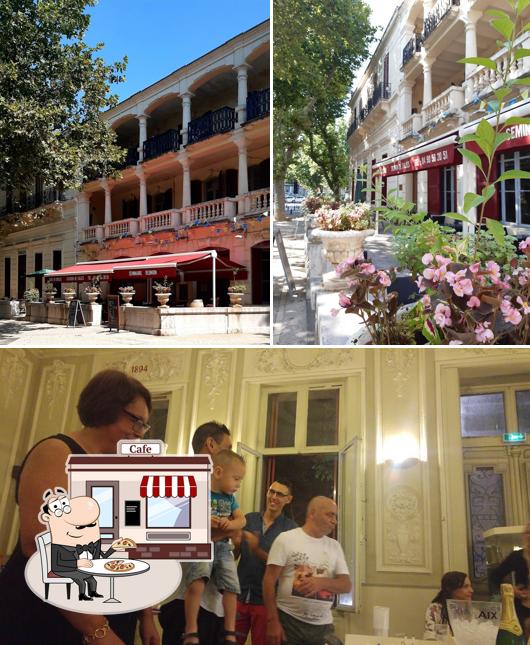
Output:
[155, 292, 171, 308]
[190, 299, 204, 308]
[86, 292, 100, 303]
[312, 228, 375, 266]
[63, 292, 75, 304]
[44, 290, 57, 303]
[120, 291, 135, 306]
[228, 292, 244, 306]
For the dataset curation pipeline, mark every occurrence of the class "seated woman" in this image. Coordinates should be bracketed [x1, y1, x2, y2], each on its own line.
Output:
[424, 571, 474, 640]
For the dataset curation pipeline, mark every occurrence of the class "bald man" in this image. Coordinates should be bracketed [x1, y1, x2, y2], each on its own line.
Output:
[263, 496, 351, 645]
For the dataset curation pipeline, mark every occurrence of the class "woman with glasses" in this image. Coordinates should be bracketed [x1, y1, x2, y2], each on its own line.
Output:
[0, 369, 159, 645]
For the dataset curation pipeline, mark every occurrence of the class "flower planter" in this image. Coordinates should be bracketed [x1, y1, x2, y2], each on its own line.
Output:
[155, 292, 170, 308]
[86, 292, 99, 303]
[228, 293, 244, 306]
[120, 292, 135, 306]
[312, 228, 375, 266]
[63, 292, 75, 304]
[190, 299, 204, 308]
[44, 290, 57, 303]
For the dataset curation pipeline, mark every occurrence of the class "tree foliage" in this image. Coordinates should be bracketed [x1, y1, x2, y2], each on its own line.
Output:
[273, 0, 375, 213]
[0, 0, 127, 193]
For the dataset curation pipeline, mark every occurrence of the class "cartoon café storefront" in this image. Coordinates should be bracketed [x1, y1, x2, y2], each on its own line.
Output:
[66, 440, 212, 561]
[373, 99, 530, 234]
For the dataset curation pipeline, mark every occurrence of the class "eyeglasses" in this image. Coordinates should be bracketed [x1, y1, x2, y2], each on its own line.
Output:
[123, 409, 151, 435]
[268, 488, 289, 499]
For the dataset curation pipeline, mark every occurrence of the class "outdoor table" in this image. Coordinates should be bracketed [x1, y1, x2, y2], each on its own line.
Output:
[78, 558, 150, 603]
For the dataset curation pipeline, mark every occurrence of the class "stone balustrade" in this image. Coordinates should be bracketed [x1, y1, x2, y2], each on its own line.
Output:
[402, 114, 423, 139]
[184, 197, 237, 224]
[423, 85, 464, 125]
[104, 218, 140, 238]
[140, 209, 181, 233]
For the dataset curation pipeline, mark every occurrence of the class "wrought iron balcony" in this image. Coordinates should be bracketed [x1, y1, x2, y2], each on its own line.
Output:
[117, 146, 139, 169]
[143, 129, 181, 161]
[349, 83, 392, 139]
[188, 106, 236, 145]
[423, 0, 460, 42]
[246, 88, 270, 121]
[402, 33, 423, 67]
[346, 118, 358, 139]
[0, 187, 66, 218]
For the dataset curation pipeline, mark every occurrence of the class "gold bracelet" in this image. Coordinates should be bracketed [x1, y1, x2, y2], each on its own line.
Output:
[82, 620, 110, 644]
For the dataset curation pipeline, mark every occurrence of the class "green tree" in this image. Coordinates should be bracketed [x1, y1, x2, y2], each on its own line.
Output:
[274, 0, 375, 217]
[0, 0, 127, 196]
[291, 118, 350, 200]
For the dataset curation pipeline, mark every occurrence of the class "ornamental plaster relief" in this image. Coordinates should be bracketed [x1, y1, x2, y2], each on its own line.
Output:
[383, 483, 425, 568]
[254, 349, 360, 374]
[0, 350, 29, 411]
[383, 349, 415, 398]
[202, 351, 232, 412]
[102, 354, 187, 384]
[44, 359, 74, 421]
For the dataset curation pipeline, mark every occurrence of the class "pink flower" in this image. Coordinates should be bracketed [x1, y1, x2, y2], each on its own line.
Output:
[467, 296, 481, 309]
[519, 237, 530, 251]
[452, 277, 474, 298]
[423, 267, 435, 281]
[359, 262, 376, 275]
[338, 292, 352, 308]
[335, 257, 356, 276]
[422, 295, 431, 308]
[435, 255, 452, 266]
[422, 253, 434, 265]
[378, 271, 391, 287]
[486, 261, 501, 280]
[475, 322, 494, 343]
[501, 298, 523, 325]
[416, 276, 426, 293]
[449, 340, 464, 345]
[330, 308, 339, 318]
[469, 262, 481, 274]
[517, 296, 530, 315]
[434, 303, 452, 328]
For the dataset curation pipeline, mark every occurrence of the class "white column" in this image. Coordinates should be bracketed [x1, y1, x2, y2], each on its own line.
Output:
[101, 180, 112, 225]
[233, 134, 249, 196]
[422, 56, 433, 107]
[135, 167, 148, 217]
[461, 154, 477, 230]
[178, 153, 191, 207]
[423, 0, 433, 19]
[76, 192, 91, 230]
[417, 170, 429, 213]
[399, 80, 414, 125]
[464, 11, 481, 79]
[235, 64, 250, 126]
[181, 92, 193, 146]
[138, 113, 148, 162]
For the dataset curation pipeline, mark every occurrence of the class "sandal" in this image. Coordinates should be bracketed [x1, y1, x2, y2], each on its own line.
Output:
[223, 630, 237, 644]
[181, 632, 200, 645]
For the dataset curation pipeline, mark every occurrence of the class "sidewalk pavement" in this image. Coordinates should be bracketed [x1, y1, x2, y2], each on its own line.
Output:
[273, 215, 401, 345]
[0, 319, 270, 347]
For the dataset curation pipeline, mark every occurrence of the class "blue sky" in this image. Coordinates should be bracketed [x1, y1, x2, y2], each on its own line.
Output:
[85, 0, 270, 103]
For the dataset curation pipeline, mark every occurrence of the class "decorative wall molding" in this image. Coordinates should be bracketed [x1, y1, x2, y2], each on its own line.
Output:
[256, 349, 355, 373]
[202, 352, 232, 411]
[103, 354, 185, 383]
[0, 351, 28, 410]
[383, 349, 415, 399]
[44, 360, 72, 420]
[383, 483, 424, 568]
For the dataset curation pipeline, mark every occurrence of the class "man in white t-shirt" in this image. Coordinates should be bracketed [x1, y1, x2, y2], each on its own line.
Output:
[263, 496, 351, 645]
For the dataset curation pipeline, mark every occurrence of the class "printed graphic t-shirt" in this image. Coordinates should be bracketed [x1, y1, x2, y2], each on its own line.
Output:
[267, 527, 350, 625]
[211, 491, 239, 518]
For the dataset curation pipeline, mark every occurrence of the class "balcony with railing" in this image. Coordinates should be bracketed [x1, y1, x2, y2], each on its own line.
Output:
[423, 85, 464, 124]
[401, 113, 423, 140]
[246, 88, 270, 122]
[244, 188, 270, 215]
[117, 147, 139, 169]
[140, 209, 182, 232]
[465, 33, 530, 103]
[188, 107, 236, 145]
[143, 129, 182, 162]
[402, 33, 423, 68]
[185, 197, 237, 223]
[0, 187, 67, 218]
[423, 0, 460, 42]
[347, 118, 359, 140]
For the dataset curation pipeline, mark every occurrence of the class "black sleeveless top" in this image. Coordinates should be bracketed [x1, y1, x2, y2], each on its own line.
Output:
[0, 434, 138, 645]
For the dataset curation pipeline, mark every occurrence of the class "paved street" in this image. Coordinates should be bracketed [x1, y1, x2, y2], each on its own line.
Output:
[0, 319, 269, 347]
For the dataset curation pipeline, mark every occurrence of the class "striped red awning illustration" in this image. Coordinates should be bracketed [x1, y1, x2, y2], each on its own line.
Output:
[140, 475, 197, 498]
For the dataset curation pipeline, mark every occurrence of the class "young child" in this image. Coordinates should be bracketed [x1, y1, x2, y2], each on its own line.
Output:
[183, 449, 246, 644]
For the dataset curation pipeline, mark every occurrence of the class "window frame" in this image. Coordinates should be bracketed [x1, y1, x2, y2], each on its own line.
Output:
[499, 150, 530, 227]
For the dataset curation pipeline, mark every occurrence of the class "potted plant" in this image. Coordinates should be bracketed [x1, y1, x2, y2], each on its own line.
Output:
[153, 276, 172, 308]
[227, 282, 247, 306]
[118, 285, 135, 306]
[43, 283, 57, 303]
[84, 280, 101, 304]
[24, 288, 40, 303]
[62, 287, 76, 304]
[311, 202, 375, 266]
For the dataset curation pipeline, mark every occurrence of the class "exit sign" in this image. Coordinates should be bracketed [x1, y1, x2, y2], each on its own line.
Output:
[503, 432, 526, 444]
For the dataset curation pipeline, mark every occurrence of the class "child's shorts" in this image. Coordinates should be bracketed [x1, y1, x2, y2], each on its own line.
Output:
[182, 540, 240, 594]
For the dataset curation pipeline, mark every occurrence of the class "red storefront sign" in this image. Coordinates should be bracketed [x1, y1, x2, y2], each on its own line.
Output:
[378, 143, 457, 177]
[467, 123, 530, 156]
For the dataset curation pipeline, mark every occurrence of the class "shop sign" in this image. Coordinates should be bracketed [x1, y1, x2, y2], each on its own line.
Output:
[378, 144, 456, 177]
[118, 439, 165, 455]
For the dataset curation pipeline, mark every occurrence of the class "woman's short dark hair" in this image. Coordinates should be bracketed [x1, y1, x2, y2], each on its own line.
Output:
[77, 369, 152, 427]
[432, 571, 468, 624]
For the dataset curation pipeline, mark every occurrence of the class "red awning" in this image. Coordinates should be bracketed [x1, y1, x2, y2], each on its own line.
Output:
[45, 252, 245, 283]
[378, 143, 458, 177]
[140, 475, 197, 498]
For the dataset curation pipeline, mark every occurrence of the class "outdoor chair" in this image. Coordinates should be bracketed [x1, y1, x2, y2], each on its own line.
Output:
[36, 531, 73, 600]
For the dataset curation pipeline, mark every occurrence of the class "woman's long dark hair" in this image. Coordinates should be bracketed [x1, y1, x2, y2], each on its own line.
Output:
[432, 571, 468, 625]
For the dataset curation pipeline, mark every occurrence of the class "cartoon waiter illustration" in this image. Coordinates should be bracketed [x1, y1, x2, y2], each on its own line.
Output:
[38, 487, 133, 601]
